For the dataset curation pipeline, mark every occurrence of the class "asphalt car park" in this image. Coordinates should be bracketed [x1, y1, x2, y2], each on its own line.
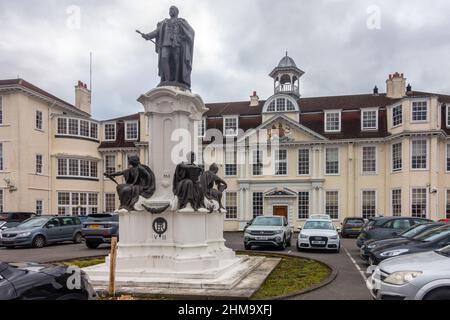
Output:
[0, 232, 373, 300]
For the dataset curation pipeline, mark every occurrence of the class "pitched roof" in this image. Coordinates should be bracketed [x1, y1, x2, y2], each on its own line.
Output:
[0, 79, 86, 114]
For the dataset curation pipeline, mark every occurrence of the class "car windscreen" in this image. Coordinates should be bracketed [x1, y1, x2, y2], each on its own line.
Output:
[345, 219, 364, 225]
[16, 217, 48, 229]
[304, 221, 334, 230]
[252, 217, 282, 226]
[412, 226, 450, 243]
[400, 224, 433, 238]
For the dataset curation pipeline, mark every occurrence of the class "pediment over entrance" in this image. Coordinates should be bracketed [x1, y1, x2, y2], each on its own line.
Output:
[265, 187, 297, 198]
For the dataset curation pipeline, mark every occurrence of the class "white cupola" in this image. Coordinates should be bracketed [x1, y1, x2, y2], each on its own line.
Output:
[269, 52, 305, 98]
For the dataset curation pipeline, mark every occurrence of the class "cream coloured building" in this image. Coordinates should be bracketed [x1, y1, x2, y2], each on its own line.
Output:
[1, 55, 450, 232]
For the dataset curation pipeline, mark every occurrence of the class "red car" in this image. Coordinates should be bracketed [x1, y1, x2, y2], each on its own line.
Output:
[439, 219, 450, 223]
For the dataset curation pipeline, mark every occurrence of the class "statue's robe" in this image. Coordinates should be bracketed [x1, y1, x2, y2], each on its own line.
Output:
[117, 165, 156, 211]
[200, 171, 227, 209]
[152, 18, 195, 88]
[173, 163, 203, 210]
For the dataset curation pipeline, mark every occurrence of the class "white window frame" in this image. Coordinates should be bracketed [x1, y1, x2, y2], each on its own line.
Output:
[104, 122, 117, 141]
[252, 192, 264, 218]
[273, 149, 288, 176]
[36, 199, 43, 216]
[325, 190, 340, 220]
[224, 150, 237, 177]
[361, 145, 378, 175]
[361, 108, 379, 131]
[391, 189, 402, 217]
[411, 100, 429, 123]
[198, 118, 206, 138]
[410, 139, 429, 171]
[0, 142, 3, 171]
[297, 148, 311, 176]
[104, 155, 116, 175]
[224, 191, 238, 220]
[57, 192, 98, 216]
[57, 158, 98, 179]
[223, 116, 239, 137]
[361, 189, 377, 219]
[251, 149, 264, 177]
[392, 104, 403, 128]
[447, 143, 450, 173]
[104, 193, 116, 213]
[297, 191, 310, 220]
[36, 154, 43, 175]
[324, 110, 342, 133]
[325, 147, 340, 176]
[57, 117, 98, 140]
[0, 96, 3, 125]
[447, 104, 450, 128]
[35, 110, 43, 130]
[0, 189, 4, 213]
[410, 187, 428, 219]
[392, 142, 403, 173]
[125, 121, 139, 141]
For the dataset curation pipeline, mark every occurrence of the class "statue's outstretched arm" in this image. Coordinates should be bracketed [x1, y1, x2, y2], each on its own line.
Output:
[143, 29, 159, 41]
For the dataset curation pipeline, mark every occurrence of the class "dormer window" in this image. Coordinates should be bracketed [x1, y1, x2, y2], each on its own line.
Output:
[104, 123, 116, 141]
[361, 109, 378, 131]
[223, 116, 239, 137]
[125, 121, 139, 141]
[392, 105, 403, 127]
[325, 110, 341, 133]
[446, 104, 450, 128]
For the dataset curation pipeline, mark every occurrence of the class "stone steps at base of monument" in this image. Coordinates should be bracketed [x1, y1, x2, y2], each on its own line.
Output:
[91, 257, 281, 299]
[86, 256, 267, 291]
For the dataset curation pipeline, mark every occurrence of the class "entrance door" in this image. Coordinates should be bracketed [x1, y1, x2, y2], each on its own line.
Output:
[273, 206, 288, 219]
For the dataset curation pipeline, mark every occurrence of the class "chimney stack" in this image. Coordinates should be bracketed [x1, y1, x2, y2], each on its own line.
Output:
[386, 72, 406, 99]
[75, 80, 91, 115]
[250, 91, 259, 107]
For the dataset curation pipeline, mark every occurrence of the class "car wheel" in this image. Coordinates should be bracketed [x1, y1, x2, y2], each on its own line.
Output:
[286, 236, 292, 247]
[279, 237, 287, 250]
[85, 241, 101, 249]
[296, 243, 302, 252]
[73, 232, 83, 244]
[335, 244, 341, 254]
[32, 235, 46, 249]
[423, 288, 450, 300]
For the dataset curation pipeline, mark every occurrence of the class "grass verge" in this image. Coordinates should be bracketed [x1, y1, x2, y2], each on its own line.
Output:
[63, 252, 331, 300]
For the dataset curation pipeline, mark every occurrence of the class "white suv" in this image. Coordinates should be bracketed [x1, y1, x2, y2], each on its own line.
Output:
[297, 218, 341, 253]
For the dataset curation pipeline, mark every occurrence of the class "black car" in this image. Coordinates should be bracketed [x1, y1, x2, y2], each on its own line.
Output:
[368, 224, 450, 265]
[0, 212, 36, 229]
[356, 217, 432, 248]
[341, 217, 366, 238]
[360, 222, 444, 262]
[0, 262, 97, 300]
[82, 213, 119, 249]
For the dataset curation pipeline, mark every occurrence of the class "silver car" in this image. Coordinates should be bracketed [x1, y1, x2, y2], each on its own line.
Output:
[244, 216, 293, 250]
[367, 245, 450, 300]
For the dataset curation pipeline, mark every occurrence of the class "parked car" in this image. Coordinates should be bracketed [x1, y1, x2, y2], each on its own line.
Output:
[367, 224, 450, 265]
[244, 216, 292, 250]
[357, 217, 432, 248]
[0, 212, 35, 229]
[0, 216, 82, 249]
[360, 222, 444, 262]
[82, 213, 119, 249]
[341, 217, 366, 238]
[367, 245, 450, 300]
[309, 214, 332, 220]
[243, 218, 254, 232]
[297, 218, 341, 253]
[439, 219, 450, 223]
[0, 261, 97, 300]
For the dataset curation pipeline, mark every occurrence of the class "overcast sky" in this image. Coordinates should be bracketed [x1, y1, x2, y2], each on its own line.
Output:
[1, 0, 449, 120]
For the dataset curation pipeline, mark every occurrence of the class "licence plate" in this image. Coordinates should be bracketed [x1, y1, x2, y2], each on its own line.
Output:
[256, 236, 269, 241]
[89, 225, 102, 229]
[312, 241, 326, 245]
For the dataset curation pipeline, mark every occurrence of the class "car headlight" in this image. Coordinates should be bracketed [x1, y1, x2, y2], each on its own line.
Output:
[329, 235, 339, 240]
[367, 244, 377, 249]
[380, 249, 409, 258]
[300, 233, 308, 239]
[384, 271, 423, 285]
[17, 232, 31, 237]
[275, 229, 284, 234]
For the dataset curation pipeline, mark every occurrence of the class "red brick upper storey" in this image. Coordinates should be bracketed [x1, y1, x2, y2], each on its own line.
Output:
[204, 91, 450, 140]
[98, 113, 141, 149]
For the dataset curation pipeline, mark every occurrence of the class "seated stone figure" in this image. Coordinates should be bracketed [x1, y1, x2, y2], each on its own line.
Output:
[172, 152, 206, 212]
[104, 155, 156, 212]
[201, 163, 228, 213]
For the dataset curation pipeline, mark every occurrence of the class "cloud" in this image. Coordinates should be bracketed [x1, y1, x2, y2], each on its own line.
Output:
[0, 0, 449, 119]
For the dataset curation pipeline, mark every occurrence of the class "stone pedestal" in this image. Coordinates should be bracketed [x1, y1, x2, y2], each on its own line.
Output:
[84, 87, 273, 295]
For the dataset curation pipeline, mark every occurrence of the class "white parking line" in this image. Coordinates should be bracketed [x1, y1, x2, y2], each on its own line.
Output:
[344, 248, 368, 281]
